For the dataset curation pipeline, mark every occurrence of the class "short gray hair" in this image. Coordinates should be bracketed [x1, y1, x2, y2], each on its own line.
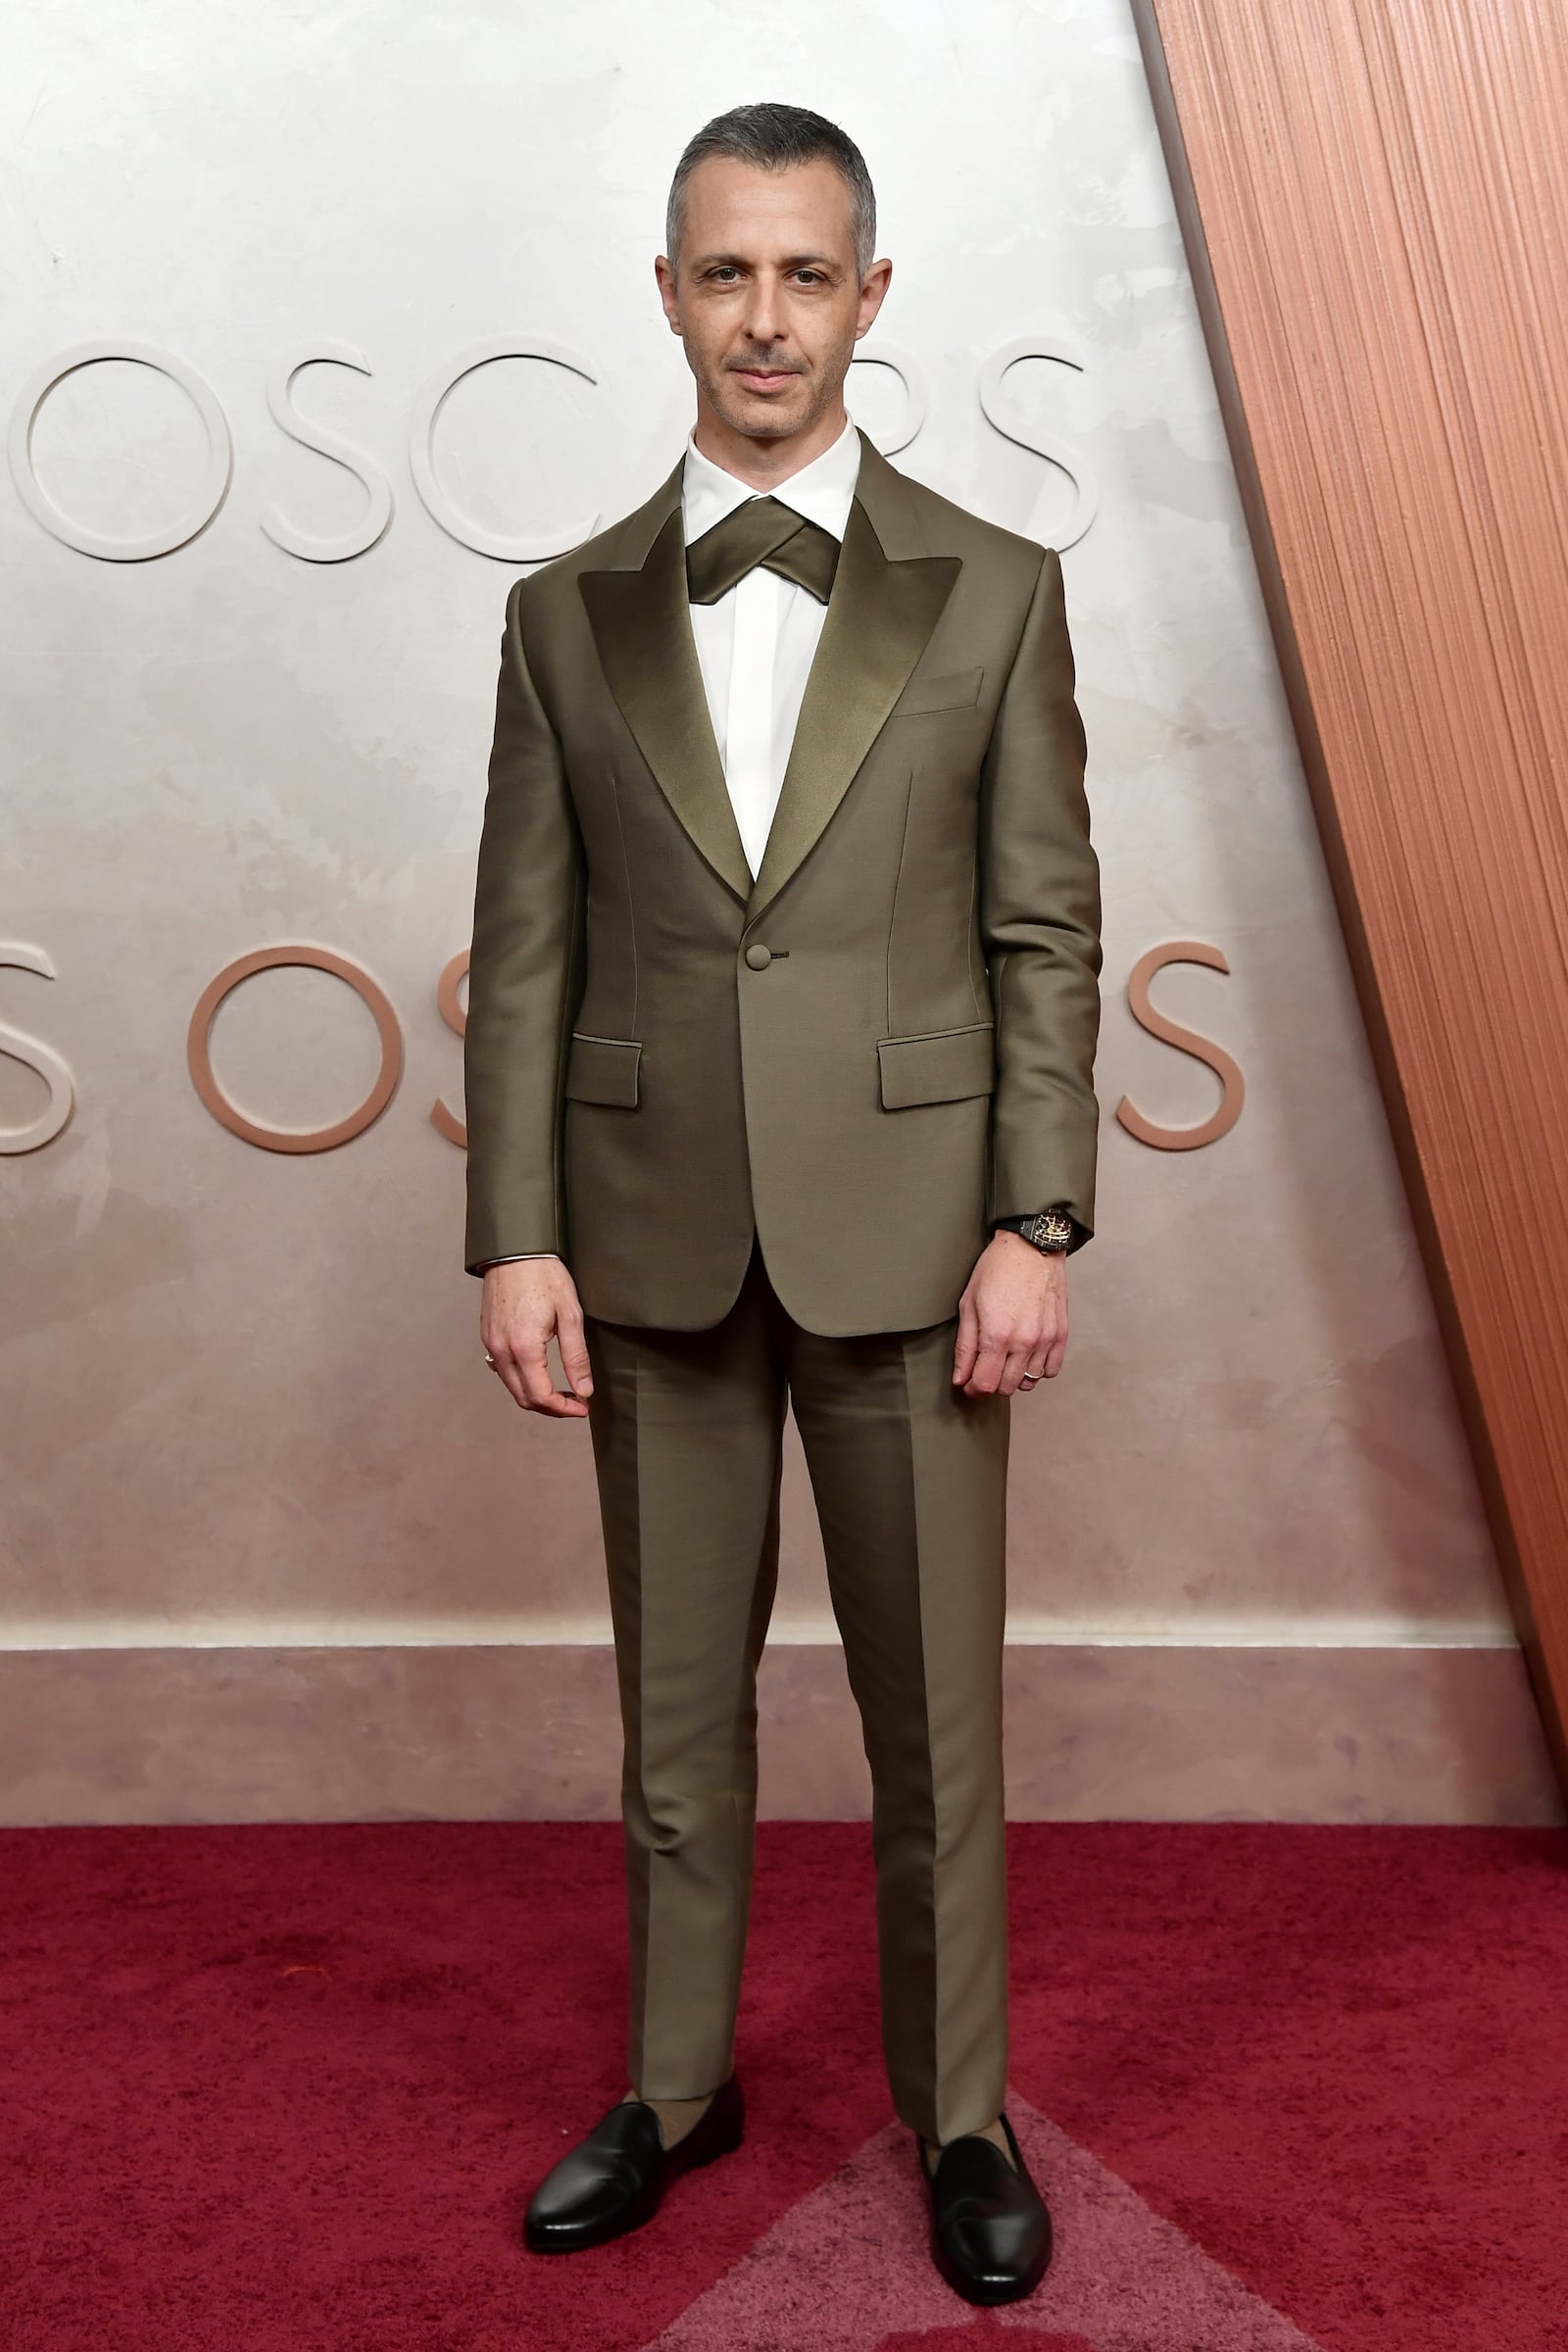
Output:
[665, 103, 877, 280]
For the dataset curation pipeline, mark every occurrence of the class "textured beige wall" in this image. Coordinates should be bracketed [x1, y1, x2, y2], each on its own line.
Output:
[2, 0, 1550, 1821]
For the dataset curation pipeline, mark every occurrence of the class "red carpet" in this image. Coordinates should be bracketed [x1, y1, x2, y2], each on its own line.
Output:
[4, 1823, 1567, 2351]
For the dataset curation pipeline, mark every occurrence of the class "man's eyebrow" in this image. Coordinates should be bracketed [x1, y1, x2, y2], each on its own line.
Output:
[689, 251, 843, 270]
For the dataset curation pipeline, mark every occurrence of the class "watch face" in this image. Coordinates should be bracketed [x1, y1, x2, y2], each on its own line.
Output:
[1029, 1210, 1073, 1250]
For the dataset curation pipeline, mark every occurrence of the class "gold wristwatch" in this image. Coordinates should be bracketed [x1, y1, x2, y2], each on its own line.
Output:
[991, 1206, 1077, 1253]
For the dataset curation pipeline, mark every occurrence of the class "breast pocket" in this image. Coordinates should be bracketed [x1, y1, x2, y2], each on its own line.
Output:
[564, 1033, 642, 1107]
[894, 665, 985, 718]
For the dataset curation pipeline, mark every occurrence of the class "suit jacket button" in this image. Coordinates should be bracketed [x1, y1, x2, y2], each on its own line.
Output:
[744, 943, 772, 970]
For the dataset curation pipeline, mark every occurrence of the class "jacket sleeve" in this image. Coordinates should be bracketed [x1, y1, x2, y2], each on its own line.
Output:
[462, 576, 587, 1274]
[979, 546, 1102, 1245]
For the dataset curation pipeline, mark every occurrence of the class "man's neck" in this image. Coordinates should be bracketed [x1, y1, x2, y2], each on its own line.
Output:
[690, 400, 851, 493]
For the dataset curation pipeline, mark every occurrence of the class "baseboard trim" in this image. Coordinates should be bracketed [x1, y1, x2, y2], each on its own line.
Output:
[0, 1613, 1521, 1650]
[0, 1641, 1557, 1827]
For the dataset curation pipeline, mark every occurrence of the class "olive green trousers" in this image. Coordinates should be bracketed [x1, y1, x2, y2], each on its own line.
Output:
[581, 1234, 1011, 2146]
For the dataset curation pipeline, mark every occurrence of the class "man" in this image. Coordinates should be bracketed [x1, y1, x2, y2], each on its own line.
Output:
[463, 103, 1101, 2308]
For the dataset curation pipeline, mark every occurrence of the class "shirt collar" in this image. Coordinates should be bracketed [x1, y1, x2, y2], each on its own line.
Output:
[680, 412, 862, 548]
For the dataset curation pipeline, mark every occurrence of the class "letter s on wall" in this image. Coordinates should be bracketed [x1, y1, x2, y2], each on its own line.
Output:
[978, 338, 1098, 552]
[430, 951, 468, 1148]
[263, 342, 395, 564]
[0, 945, 75, 1153]
[1116, 940, 1245, 1151]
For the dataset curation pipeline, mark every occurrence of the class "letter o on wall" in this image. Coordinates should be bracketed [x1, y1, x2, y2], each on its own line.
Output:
[8, 339, 232, 561]
[187, 947, 402, 1152]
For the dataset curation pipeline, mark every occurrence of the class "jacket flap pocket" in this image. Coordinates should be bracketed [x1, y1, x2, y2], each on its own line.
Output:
[896, 665, 984, 717]
[878, 1023, 996, 1108]
[564, 1033, 641, 1107]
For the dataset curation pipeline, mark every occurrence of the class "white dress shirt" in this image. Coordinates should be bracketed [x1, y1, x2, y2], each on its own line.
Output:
[681, 413, 861, 879]
[479, 417, 861, 1270]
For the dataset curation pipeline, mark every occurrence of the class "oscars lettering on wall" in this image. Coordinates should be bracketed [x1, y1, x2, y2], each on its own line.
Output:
[5, 335, 1242, 1161]
[0, 940, 1243, 1158]
[8, 336, 1084, 562]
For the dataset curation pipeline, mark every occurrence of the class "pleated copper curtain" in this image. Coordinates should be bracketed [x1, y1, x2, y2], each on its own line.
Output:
[1133, 0, 1568, 1788]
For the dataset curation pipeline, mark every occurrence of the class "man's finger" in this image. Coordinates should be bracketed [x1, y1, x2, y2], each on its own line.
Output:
[491, 1333, 572, 1416]
[488, 1348, 535, 1415]
[492, 1343, 590, 1418]
[999, 1326, 1051, 1394]
[996, 1345, 1027, 1396]
[952, 1295, 981, 1385]
[963, 1328, 1010, 1396]
[558, 1310, 595, 1400]
[530, 1384, 590, 1419]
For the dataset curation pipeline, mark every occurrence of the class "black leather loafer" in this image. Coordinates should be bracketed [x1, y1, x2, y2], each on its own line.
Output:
[922, 2112, 1053, 2305]
[523, 2077, 745, 2253]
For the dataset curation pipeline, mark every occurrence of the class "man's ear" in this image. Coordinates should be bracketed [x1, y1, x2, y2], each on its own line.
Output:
[654, 254, 683, 336]
[856, 257, 893, 338]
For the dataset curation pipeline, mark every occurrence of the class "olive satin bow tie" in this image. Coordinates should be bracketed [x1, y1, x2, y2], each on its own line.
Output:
[685, 496, 842, 606]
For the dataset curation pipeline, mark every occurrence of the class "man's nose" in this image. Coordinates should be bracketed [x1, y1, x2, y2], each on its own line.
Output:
[741, 272, 786, 346]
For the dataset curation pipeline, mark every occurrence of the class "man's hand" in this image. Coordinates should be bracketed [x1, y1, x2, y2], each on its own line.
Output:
[953, 1232, 1069, 1398]
[481, 1257, 594, 1419]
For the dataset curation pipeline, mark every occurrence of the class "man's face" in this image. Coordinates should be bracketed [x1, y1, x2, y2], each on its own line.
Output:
[657, 156, 890, 443]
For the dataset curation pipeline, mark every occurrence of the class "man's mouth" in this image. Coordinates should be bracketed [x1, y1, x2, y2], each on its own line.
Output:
[731, 365, 800, 391]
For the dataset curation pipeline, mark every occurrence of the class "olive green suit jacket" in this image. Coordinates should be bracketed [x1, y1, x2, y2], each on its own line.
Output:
[463, 429, 1102, 1336]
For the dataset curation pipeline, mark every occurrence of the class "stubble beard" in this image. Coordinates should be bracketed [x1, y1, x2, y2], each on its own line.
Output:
[699, 345, 851, 446]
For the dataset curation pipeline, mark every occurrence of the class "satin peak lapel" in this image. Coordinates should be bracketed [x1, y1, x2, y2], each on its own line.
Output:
[579, 506, 753, 905]
[747, 497, 959, 921]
